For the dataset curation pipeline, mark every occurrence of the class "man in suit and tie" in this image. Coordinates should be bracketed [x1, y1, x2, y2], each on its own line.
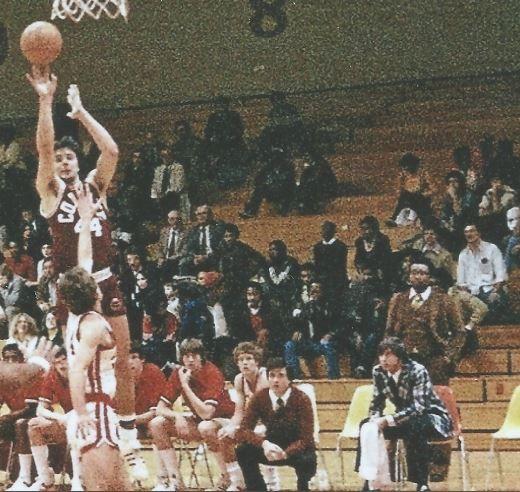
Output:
[181, 204, 225, 275]
[386, 260, 465, 384]
[157, 209, 187, 282]
[357, 337, 453, 492]
[235, 357, 317, 491]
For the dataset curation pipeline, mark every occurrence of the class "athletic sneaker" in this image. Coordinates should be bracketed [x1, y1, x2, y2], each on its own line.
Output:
[118, 427, 149, 482]
[27, 477, 55, 491]
[7, 478, 32, 491]
[70, 477, 84, 492]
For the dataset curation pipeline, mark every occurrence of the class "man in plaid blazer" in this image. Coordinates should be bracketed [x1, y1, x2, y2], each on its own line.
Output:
[359, 337, 452, 492]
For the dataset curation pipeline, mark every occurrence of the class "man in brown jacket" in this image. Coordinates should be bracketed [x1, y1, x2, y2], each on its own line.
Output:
[236, 357, 317, 491]
[386, 260, 465, 384]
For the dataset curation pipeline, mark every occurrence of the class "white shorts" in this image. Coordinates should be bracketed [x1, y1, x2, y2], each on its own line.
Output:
[67, 400, 119, 454]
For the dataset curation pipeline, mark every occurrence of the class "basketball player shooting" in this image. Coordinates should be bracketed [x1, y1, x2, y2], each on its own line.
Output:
[27, 65, 148, 481]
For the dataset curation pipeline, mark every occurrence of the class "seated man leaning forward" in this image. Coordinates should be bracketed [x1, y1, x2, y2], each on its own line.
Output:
[235, 357, 317, 492]
[357, 337, 453, 492]
[149, 338, 238, 491]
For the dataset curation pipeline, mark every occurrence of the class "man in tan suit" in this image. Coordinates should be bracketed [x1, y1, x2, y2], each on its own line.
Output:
[386, 260, 465, 384]
[157, 210, 187, 282]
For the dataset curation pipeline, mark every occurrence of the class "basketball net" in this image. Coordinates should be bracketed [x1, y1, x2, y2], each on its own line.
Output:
[51, 0, 129, 22]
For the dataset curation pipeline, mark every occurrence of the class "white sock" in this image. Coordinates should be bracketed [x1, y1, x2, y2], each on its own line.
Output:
[153, 445, 168, 478]
[158, 448, 179, 480]
[70, 446, 82, 483]
[226, 461, 244, 486]
[18, 454, 33, 482]
[31, 445, 53, 484]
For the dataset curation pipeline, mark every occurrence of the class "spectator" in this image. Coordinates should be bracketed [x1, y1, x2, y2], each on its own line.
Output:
[7, 313, 40, 355]
[503, 206, 520, 272]
[19, 224, 41, 263]
[312, 221, 348, 308]
[235, 357, 317, 491]
[35, 258, 58, 315]
[387, 153, 433, 227]
[134, 271, 165, 343]
[295, 263, 316, 309]
[490, 138, 520, 191]
[4, 241, 37, 286]
[457, 224, 509, 322]
[286, 281, 340, 380]
[19, 209, 50, 256]
[357, 337, 452, 492]
[181, 204, 225, 275]
[262, 240, 300, 324]
[157, 210, 187, 282]
[149, 338, 238, 491]
[341, 264, 387, 378]
[0, 263, 33, 326]
[150, 144, 190, 221]
[386, 260, 465, 384]
[36, 244, 52, 281]
[478, 175, 517, 244]
[39, 307, 64, 347]
[354, 216, 393, 285]
[171, 119, 202, 179]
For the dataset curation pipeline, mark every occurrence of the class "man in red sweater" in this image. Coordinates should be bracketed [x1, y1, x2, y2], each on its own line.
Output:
[236, 357, 317, 491]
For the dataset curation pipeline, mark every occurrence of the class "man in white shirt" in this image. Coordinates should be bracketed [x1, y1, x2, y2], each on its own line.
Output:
[457, 224, 508, 321]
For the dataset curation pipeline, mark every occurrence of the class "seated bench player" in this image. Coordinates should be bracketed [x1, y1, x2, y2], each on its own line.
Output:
[26, 348, 83, 491]
[149, 338, 238, 491]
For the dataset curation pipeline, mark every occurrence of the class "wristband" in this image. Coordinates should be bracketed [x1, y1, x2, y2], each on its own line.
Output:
[27, 356, 51, 373]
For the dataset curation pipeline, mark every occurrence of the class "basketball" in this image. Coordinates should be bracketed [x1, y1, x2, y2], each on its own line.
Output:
[20, 21, 62, 66]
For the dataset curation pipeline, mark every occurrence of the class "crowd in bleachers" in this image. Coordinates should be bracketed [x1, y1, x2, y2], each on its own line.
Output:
[1, 99, 520, 388]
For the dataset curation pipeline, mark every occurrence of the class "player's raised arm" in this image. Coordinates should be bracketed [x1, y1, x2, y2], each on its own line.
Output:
[27, 65, 59, 199]
[66, 84, 119, 194]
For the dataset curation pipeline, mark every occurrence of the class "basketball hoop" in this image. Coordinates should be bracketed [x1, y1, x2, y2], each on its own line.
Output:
[51, 0, 129, 22]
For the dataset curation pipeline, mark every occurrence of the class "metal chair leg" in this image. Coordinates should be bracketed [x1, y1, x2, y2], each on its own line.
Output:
[484, 439, 495, 491]
[496, 449, 504, 491]
[458, 435, 471, 491]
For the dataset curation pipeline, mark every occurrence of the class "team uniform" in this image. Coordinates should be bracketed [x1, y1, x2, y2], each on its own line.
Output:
[160, 361, 234, 422]
[239, 367, 267, 405]
[41, 172, 125, 317]
[65, 311, 119, 453]
[135, 363, 166, 435]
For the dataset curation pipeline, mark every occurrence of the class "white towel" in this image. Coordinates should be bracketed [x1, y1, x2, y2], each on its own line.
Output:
[359, 421, 392, 488]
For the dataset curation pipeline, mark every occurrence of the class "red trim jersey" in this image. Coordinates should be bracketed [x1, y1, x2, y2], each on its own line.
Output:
[0, 374, 43, 411]
[135, 363, 167, 415]
[161, 361, 234, 420]
[41, 174, 113, 274]
[39, 368, 73, 413]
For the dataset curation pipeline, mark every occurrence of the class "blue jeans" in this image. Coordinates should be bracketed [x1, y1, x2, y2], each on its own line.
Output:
[284, 338, 340, 379]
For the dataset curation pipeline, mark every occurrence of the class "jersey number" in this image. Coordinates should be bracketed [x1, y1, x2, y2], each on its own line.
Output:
[57, 198, 106, 237]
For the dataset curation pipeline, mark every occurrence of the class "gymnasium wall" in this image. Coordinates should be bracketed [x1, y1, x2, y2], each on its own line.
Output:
[1, 0, 520, 120]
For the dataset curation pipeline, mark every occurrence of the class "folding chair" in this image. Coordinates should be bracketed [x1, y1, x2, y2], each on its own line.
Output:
[485, 384, 520, 491]
[430, 385, 470, 491]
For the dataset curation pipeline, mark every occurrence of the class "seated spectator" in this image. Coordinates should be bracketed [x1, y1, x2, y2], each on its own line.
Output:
[354, 216, 393, 285]
[1, 343, 42, 491]
[439, 170, 478, 252]
[4, 241, 37, 286]
[20, 224, 41, 263]
[235, 357, 317, 492]
[457, 224, 509, 323]
[135, 271, 165, 343]
[7, 313, 40, 355]
[149, 338, 238, 491]
[0, 263, 34, 328]
[157, 210, 187, 283]
[261, 240, 300, 324]
[295, 262, 316, 309]
[447, 286, 488, 356]
[387, 152, 434, 227]
[40, 307, 64, 347]
[341, 264, 387, 378]
[503, 206, 520, 272]
[36, 244, 52, 281]
[356, 337, 452, 492]
[150, 144, 191, 221]
[35, 258, 58, 315]
[478, 175, 518, 244]
[295, 150, 337, 215]
[285, 281, 340, 380]
[181, 204, 225, 275]
[26, 348, 80, 491]
[312, 221, 348, 308]
[19, 209, 50, 256]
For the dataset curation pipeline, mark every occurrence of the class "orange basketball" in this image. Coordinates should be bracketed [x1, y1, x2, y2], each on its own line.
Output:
[20, 21, 62, 66]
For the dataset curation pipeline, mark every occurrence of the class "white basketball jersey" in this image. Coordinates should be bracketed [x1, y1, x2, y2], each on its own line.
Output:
[66, 311, 117, 399]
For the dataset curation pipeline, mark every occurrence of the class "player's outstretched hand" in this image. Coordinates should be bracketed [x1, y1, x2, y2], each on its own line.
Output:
[26, 65, 57, 99]
[71, 183, 101, 222]
[66, 84, 84, 119]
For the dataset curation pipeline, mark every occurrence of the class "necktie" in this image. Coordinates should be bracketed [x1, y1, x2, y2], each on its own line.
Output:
[167, 229, 176, 258]
[276, 397, 284, 411]
[411, 293, 424, 310]
[388, 375, 399, 399]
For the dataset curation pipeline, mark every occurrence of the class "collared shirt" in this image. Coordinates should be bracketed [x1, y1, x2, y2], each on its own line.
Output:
[322, 237, 337, 246]
[208, 302, 229, 338]
[268, 387, 292, 411]
[408, 286, 432, 302]
[422, 243, 441, 254]
[457, 240, 507, 294]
